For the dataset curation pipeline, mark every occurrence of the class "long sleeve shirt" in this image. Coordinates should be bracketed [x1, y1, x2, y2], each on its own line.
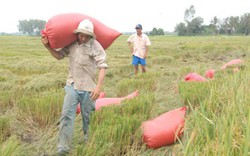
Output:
[59, 39, 107, 91]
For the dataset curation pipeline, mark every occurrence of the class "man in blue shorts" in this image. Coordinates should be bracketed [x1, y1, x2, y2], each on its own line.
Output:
[127, 24, 151, 75]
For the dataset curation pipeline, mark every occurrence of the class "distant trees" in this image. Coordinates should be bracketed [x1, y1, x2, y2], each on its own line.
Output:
[149, 28, 164, 36]
[18, 19, 46, 36]
[175, 5, 204, 36]
[210, 16, 220, 34]
[184, 5, 195, 23]
[239, 13, 250, 35]
[175, 22, 186, 36]
[175, 5, 250, 36]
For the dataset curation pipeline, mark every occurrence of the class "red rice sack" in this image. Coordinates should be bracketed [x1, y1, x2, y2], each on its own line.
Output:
[221, 59, 244, 69]
[42, 13, 122, 49]
[95, 98, 123, 110]
[98, 92, 106, 99]
[184, 73, 207, 82]
[142, 106, 187, 149]
[95, 90, 139, 110]
[205, 69, 215, 79]
[76, 90, 139, 113]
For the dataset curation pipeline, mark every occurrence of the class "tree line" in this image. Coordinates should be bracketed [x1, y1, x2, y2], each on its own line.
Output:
[16, 6, 250, 36]
[18, 19, 46, 36]
[174, 5, 250, 36]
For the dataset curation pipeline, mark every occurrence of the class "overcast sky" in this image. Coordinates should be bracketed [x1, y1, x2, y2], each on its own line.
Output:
[1, 0, 249, 33]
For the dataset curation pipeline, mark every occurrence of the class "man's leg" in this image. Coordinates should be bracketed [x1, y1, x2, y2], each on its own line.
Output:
[141, 65, 146, 73]
[57, 85, 79, 153]
[79, 91, 95, 143]
[140, 58, 146, 73]
[134, 65, 139, 75]
[132, 55, 139, 75]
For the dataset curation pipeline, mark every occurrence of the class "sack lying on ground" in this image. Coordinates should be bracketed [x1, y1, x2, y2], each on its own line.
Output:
[221, 59, 244, 69]
[205, 69, 215, 79]
[76, 90, 139, 113]
[95, 90, 139, 110]
[184, 73, 207, 82]
[142, 106, 187, 149]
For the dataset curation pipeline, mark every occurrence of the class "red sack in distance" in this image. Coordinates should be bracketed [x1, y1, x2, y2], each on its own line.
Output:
[205, 69, 215, 79]
[142, 106, 187, 149]
[184, 73, 207, 82]
[42, 13, 122, 50]
[221, 59, 244, 69]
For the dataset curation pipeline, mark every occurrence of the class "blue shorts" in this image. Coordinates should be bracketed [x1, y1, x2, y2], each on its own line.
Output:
[132, 55, 146, 66]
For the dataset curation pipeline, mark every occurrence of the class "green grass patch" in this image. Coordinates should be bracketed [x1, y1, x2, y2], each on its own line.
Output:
[0, 35, 249, 155]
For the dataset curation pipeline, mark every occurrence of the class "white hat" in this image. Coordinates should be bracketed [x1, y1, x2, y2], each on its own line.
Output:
[74, 19, 96, 39]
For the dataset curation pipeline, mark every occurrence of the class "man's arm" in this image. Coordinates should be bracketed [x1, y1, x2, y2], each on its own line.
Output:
[41, 36, 63, 60]
[127, 42, 134, 54]
[144, 46, 149, 59]
[90, 68, 106, 100]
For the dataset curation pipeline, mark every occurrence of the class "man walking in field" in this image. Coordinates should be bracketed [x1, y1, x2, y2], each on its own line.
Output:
[41, 19, 107, 155]
[127, 24, 151, 75]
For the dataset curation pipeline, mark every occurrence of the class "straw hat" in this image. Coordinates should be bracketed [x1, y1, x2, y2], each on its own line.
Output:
[74, 19, 96, 39]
